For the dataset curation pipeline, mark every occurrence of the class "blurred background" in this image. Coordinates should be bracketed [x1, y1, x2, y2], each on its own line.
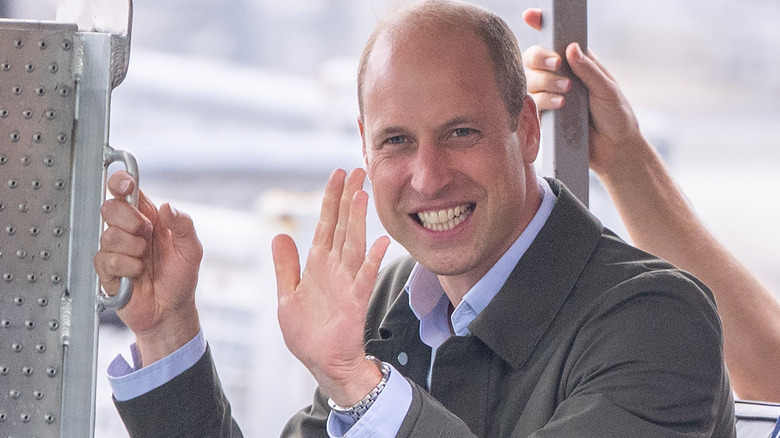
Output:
[3, 0, 779, 435]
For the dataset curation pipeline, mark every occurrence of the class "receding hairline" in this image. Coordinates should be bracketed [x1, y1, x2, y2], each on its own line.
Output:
[357, 0, 527, 121]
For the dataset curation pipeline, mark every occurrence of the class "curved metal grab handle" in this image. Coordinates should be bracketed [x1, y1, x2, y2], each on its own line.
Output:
[98, 146, 139, 310]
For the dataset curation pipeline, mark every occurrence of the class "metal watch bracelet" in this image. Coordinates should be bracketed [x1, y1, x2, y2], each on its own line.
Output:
[327, 355, 391, 423]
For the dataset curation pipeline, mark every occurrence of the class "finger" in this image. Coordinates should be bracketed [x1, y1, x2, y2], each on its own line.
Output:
[272, 234, 301, 299]
[312, 169, 347, 249]
[342, 190, 369, 274]
[157, 203, 204, 266]
[332, 168, 366, 256]
[531, 92, 565, 112]
[352, 235, 390, 304]
[522, 8, 542, 31]
[522, 45, 561, 72]
[100, 226, 149, 258]
[526, 68, 570, 96]
[101, 198, 153, 239]
[94, 251, 144, 285]
[107, 170, 135, 198]
[565, 43, 616, 99]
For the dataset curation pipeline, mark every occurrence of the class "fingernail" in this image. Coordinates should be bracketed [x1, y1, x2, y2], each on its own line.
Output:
[169, 205, 179, 218]
[545, 57, 558, 69]
[551, 96, 564, 107]
[118, 178, 131, 193]
[573, 43, 584, 60]
[555, 79, 570, 91]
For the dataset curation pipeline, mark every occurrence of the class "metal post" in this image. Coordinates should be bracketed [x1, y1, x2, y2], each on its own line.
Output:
[540, 0, 589, 206]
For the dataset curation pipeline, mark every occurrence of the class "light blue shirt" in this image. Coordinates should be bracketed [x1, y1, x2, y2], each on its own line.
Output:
[108, 178, 557, 437]
[772, 416, 780, 438]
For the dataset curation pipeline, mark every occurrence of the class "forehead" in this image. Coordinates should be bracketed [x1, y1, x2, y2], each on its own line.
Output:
[362, 23, 501, 122]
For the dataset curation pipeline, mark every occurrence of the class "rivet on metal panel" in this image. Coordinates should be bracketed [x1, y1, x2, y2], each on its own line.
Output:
[0, 202, 4, 211]
[10, 131, 20, 142]
[50, 274, 61, 284]
[10, 389, 20, 399]
[16, 249, 26, 259]
[48, 319, 58, 330]
[8, 179, 18, 188]
[14, 296, 23, 305]
[61, 39, 72, 51]
[48, 62, 58, 73]
[1, 320, 9, 328]
[38, 297, 48, 306]
[42, 204, 53, 214]
[27, 273, 37, 283]
[18, 203, 28, 212]
[21, 412, 31, 422]
[33, 132, 43, 143]
[0, 155, 6, 164]
[11, 343, 22, 353]
[2, 273, 11, 282]
[38, 40, 49, 50]
[5, 225, 16, 235]
[1, 62, 9, 71]
[24, 320, 34, 329]
[57, 85, 70, 97]
[35, 343, 45, 353]
[0, 412, 5, 422]
[24, 63, 34, 73]
[54, 179, 65, 189]
[45, 413, 56, 424]
[11, 85, 21, 95]
[35, 86, 45, 96]
[45, 109, 56, 119]
[52, 227, 63, 236]
[57, 133, 67, 143]
[39, 250, 50, 259]
[22, 367, 33, 376]
[34, 390, 44, 399]
[20, 156, 30, 166]
[13, 39, 23, 48]
[30, 227, 40, 237]
[43, 156, 54, 166]
[32, 180, 42, 189]
[22, 109, 32, 119]
[0, 366, 8, 374]
[46, 367, 57, 377]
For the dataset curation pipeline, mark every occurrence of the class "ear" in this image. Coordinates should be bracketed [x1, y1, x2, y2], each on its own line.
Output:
[358, 115, 371, 178]
[517, 95, 541, 164]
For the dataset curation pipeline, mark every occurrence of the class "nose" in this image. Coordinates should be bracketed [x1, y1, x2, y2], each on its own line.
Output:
[409, 141, 451, 198]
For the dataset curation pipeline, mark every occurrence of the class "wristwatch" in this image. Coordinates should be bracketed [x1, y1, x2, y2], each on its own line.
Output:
[327, 355, 391, 423]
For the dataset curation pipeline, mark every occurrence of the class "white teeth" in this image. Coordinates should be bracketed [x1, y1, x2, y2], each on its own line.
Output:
[416, 204, 472, 231]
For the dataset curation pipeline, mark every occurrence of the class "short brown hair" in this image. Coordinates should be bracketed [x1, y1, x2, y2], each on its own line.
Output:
[357, 0, 527, 123]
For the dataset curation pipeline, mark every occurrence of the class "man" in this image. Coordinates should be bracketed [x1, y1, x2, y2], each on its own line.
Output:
[96, 1, 735, 436]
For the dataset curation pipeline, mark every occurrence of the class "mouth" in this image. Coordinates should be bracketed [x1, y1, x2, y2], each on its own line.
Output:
[414, 203, 474, 232]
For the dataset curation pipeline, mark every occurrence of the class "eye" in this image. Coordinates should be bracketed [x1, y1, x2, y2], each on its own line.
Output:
[385, 135, 406, 145]
[453, 127, 474, 137]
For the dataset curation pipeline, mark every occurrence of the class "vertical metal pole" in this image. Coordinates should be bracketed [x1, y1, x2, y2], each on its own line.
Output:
[540, 0, 589, 206]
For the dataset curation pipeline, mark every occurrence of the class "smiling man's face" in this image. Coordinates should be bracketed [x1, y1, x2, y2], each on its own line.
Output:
[359, 22, 541, 296]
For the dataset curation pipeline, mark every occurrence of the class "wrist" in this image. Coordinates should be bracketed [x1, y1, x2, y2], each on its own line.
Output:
[320, 355, 384, 408]
[134, 306, 201, 367]
[327, 356, 390, 422]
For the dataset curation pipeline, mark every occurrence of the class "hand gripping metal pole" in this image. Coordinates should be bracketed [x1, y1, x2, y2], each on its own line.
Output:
[98, 146, 139, 310]
[540, 0, 590, 206]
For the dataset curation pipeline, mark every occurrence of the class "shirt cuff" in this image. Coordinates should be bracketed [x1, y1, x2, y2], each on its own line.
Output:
[107, 329, 207, 402]
[326, 363, 412, 438]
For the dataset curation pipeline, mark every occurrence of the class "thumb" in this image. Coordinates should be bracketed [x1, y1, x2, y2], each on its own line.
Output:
[522, 8, 542, 31]
[272, 234, 301, 300]
[565, 43, 615, 98]
[158, 203, 203, 265]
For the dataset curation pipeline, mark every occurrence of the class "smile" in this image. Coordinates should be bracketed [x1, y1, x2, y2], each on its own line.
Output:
[416, 204, 474, 231]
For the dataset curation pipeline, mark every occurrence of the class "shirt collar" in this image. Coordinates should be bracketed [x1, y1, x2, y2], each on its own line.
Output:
[406, 177, 557, 350]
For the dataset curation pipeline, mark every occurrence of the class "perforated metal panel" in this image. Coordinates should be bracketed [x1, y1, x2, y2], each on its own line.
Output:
[0, 21, 78, 436]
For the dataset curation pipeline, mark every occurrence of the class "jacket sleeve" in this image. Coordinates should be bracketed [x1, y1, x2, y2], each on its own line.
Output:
[113, 346, 243, 438]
